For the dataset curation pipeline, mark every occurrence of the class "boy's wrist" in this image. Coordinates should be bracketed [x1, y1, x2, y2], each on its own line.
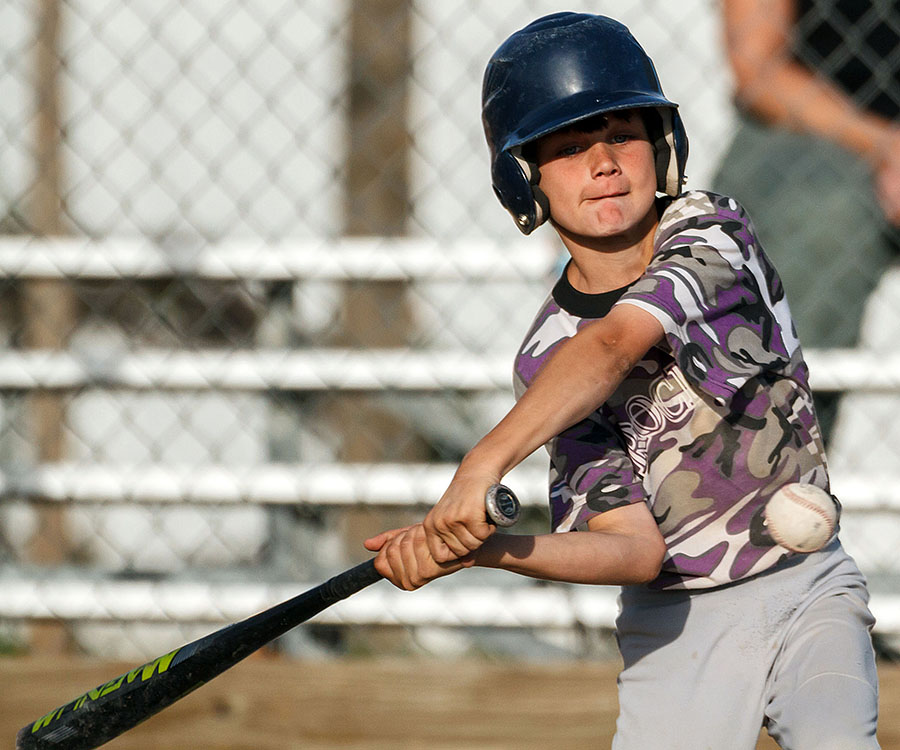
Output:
[457, 446, 507, 482]
[469, 533, 506, 569]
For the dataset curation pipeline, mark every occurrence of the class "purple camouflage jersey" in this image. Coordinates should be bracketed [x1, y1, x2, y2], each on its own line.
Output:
[514, 191, 831, 589]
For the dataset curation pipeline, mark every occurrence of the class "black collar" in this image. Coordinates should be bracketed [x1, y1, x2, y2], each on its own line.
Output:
[551, 262, 636, 318]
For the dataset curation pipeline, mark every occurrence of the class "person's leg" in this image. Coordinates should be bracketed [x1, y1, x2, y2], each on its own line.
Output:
[613, 542, 879, 749]
[764, 575, 879, 749]
[612, 585, 769, 750]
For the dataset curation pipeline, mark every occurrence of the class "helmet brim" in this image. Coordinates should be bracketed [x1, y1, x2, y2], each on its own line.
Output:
[500, 90, 679, 153]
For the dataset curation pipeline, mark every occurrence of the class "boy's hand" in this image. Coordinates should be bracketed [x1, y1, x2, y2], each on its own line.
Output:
[422, 473, 499, 563]
[364, 523, 474, 590]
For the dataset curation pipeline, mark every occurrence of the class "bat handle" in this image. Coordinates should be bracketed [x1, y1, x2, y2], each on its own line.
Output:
[322, 557, 383, 601]
[485, 483, 521, 527]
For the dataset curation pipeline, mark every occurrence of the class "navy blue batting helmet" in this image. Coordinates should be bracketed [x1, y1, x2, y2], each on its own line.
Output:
[482, 12, 689, 234]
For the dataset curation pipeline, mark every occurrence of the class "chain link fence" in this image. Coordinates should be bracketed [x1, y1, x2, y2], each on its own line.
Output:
[1, 0, 899, 660]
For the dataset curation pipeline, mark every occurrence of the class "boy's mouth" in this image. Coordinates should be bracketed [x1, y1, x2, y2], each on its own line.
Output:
[586, 190, 628, 201]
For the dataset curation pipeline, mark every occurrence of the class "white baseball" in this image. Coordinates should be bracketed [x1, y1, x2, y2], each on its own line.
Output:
[764, 483, 838, 553]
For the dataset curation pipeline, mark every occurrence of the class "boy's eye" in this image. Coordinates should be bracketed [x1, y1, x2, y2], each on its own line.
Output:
[611, 133, 632, 144]
[558, 144, 583, 157]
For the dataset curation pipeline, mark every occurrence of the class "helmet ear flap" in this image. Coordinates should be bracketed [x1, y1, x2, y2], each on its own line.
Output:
[491, 148, 550, 235]
[646, 108, 689, 196]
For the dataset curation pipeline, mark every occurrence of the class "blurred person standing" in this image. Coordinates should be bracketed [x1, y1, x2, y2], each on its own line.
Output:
[713, 0, 900, 439]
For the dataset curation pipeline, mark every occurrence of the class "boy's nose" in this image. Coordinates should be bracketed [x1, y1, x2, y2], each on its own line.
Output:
[589, 143, 620, 177]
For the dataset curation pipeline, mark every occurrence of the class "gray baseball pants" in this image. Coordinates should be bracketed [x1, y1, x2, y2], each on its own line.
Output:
[612, 540, 879, 750]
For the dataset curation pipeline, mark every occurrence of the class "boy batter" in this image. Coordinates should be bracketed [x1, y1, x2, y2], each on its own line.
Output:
[365, 13, 879, 748]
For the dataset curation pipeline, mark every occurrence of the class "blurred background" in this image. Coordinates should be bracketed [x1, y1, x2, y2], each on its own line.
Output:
[1, 0, 899, 666]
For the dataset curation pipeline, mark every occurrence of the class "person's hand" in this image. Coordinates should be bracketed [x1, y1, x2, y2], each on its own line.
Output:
[422, 470, 500, 563]
[874, 129, 900, 226]
[364, 523, 473, 590]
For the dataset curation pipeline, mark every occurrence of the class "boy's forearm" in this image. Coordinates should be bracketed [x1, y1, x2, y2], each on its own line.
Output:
[462, 313, 655, 479]
[472, 529, 663, 586]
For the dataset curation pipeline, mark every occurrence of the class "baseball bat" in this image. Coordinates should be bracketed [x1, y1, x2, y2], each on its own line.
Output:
[16, 484, 520, 750]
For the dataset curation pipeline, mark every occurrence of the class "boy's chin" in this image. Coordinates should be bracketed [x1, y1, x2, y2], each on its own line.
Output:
[553, 219, 634, 244]
[557, 205, 657, 244]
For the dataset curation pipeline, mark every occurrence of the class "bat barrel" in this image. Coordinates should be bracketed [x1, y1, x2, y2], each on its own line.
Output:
[16, 560, 382, 750]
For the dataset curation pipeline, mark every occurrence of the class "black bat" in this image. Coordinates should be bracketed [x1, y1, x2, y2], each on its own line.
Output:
[16, 484, 520, 750]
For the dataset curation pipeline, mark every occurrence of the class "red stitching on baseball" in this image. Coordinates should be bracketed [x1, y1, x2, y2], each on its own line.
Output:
[767, 486, 835, 551]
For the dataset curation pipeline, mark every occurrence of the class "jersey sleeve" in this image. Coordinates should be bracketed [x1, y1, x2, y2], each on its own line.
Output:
[615, 192, 799, 403]
[548, 414, 646, 532]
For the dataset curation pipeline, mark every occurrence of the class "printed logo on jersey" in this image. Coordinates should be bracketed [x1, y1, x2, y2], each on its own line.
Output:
[620, 365, 696, 475]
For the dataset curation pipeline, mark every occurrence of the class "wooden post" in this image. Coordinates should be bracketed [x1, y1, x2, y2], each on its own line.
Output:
[343, 0, 414, 348]
[24, 0, 78, 652]
[337, 0, 427, 546]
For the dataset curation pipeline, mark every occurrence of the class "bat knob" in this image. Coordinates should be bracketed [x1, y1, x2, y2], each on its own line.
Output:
[485, 484, 520, 527]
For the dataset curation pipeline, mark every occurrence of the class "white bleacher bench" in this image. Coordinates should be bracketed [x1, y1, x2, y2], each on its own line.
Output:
[0, 236, 559, 281]
[1, 348, 899, 393]
[3, 564, 899, 637]
[2, 463, 898, 513]
[0, 574, 621, 629]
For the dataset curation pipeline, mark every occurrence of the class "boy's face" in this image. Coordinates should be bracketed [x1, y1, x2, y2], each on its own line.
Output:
[533, 111, 658, 244]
